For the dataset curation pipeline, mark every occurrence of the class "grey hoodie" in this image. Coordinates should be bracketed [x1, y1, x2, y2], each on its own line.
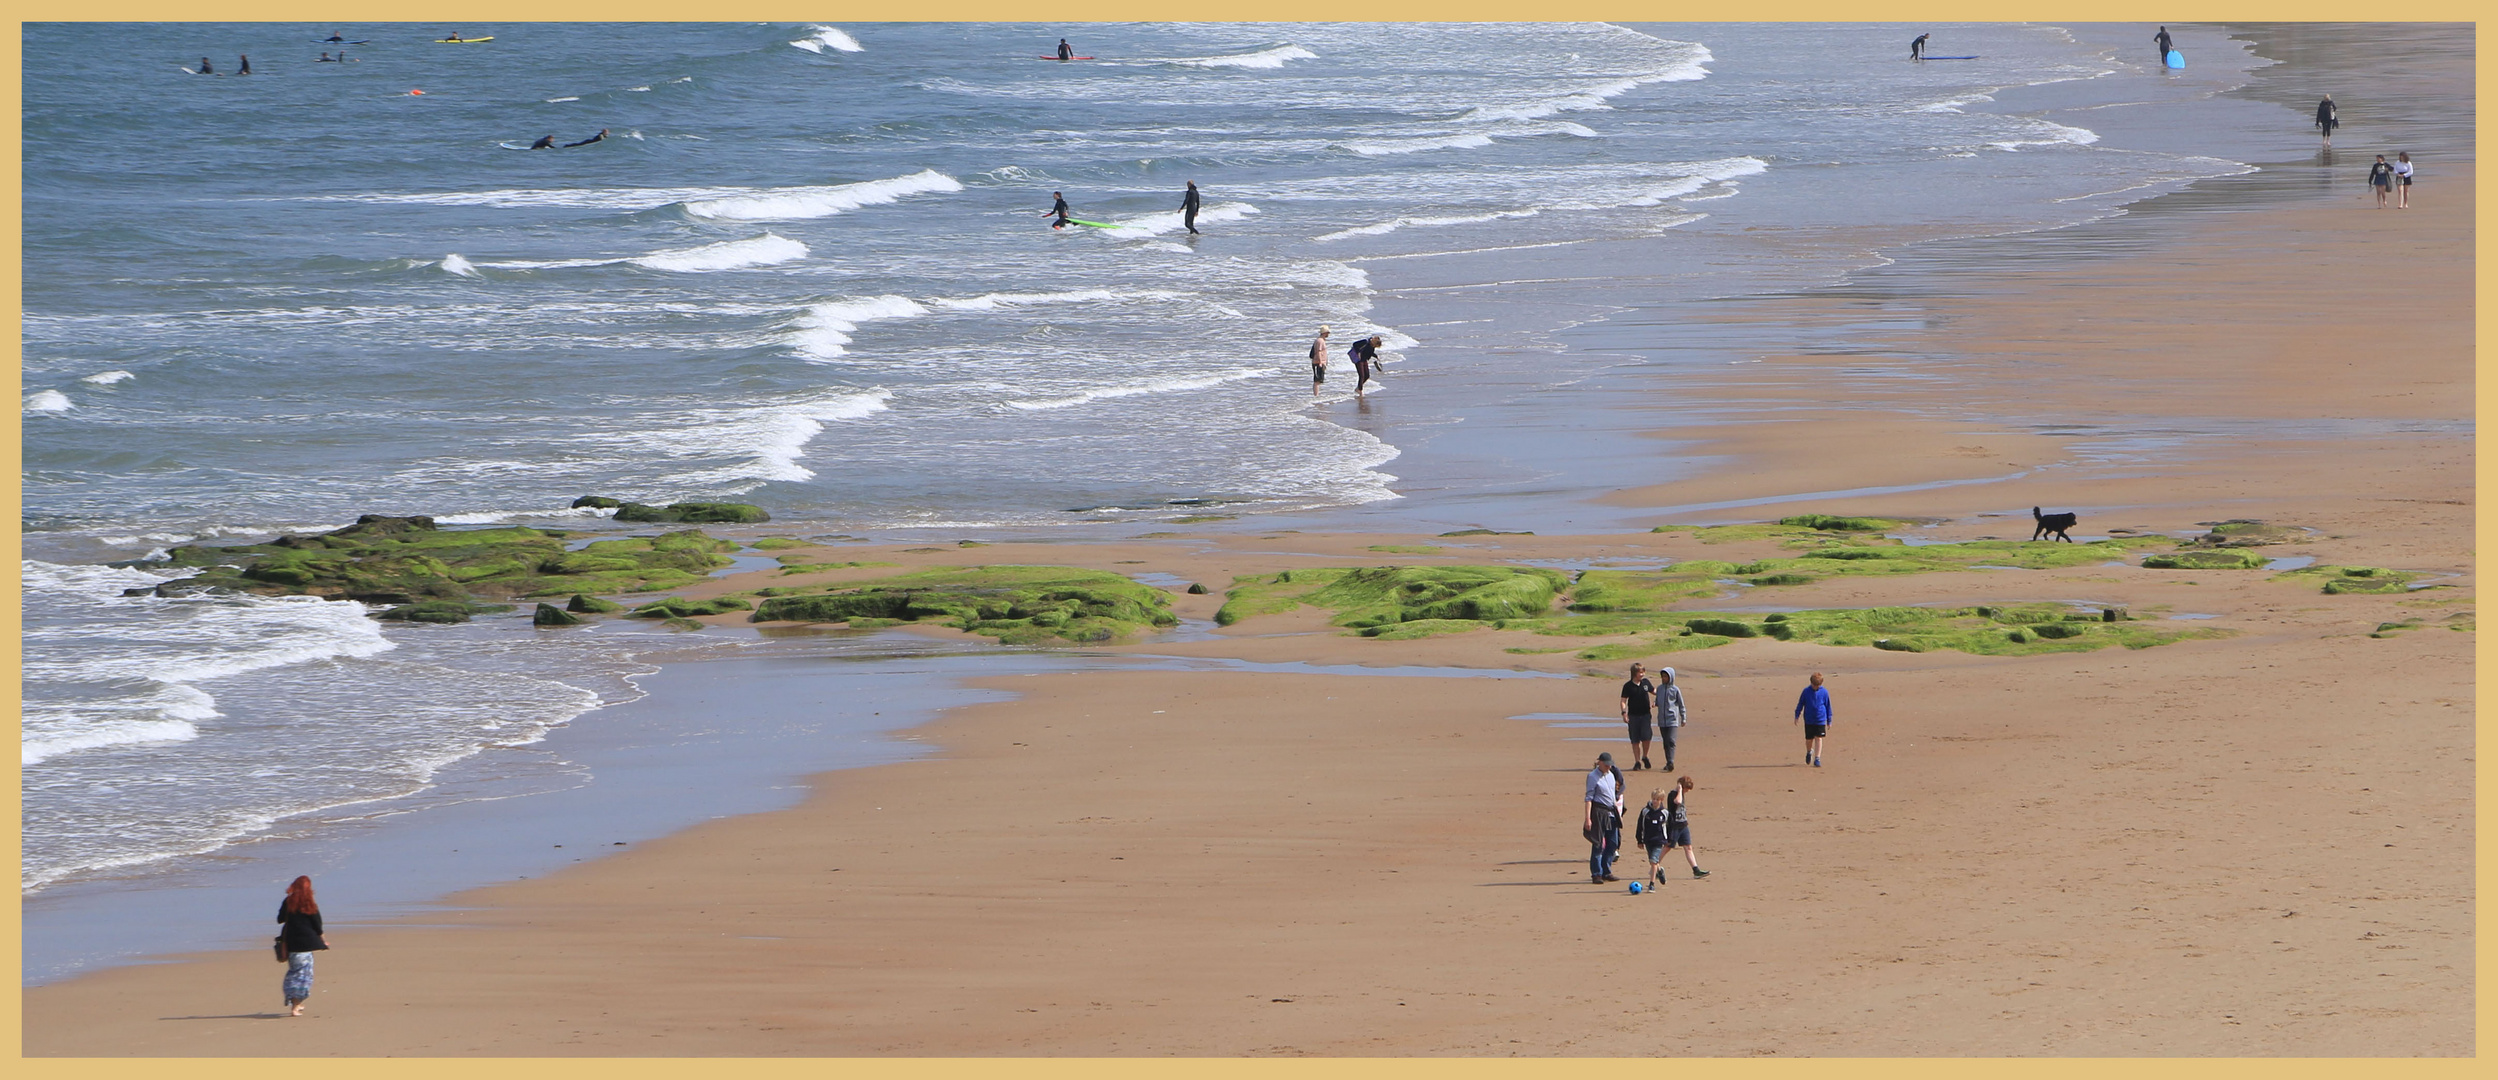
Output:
[1658, 667, 1688, 727]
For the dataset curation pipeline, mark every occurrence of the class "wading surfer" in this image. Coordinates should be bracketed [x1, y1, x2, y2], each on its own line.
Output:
[1043, 191, 1071, 229]
[1181, 181, 1202, 234]
[1910, 33, 1928, 61]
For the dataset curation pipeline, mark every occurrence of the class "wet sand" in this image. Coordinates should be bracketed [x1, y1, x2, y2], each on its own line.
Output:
[23, 150, 2474, 1055]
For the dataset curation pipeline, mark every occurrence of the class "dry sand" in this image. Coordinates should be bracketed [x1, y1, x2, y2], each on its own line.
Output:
[22, 170, 2474, 1057]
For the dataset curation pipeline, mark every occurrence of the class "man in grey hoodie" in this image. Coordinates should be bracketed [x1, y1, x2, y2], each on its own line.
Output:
[1656, 666, 1688, 772]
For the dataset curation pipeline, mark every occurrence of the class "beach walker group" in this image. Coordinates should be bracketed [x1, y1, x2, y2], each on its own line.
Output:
[1581, 668, 1836, 887]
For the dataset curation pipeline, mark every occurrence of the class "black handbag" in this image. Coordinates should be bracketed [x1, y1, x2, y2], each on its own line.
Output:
[274, 935, 290, 962]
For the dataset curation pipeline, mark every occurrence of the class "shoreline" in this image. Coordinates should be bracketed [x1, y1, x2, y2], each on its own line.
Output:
[22, 20, 2475, 1055]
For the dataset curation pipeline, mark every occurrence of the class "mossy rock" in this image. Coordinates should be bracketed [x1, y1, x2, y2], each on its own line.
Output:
[750, 536, 809, 550]
[1439, 528, 1533, 537]
[1186, 582, 1210, 595]
[1748, 573, 1815, 586]
[2141, 549, 2266, 570]
[1777, 514, 1904, 532]
[2192, 520, 2305, 547]
[143, 516, 737, 605]
[1565, 568, 1726, 612]
[614, 501, 771, 525]
[533, 603, 583, 627]
[750, 566, 1177, 645]
[566, 593, 625, 614]
[2275, 564, 2420, 594]
[661, 616, 705, 632]
[629, 596, 756, 619]
[375, 600, 512, 624]
[1685, 618, 1758, 639]
[571, 496, 625, 509]
[1359, 619, 1490, 640]
[1300, 566, 1568, 629]
[1871, 638, 1923, 652]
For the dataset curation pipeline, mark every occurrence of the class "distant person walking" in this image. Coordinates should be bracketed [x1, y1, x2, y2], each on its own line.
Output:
[276, 875, 328, 1016]
[1043, 191, 1071, 229]
[2315, 94, 2339, 147]
[1308, 326, 1331, 395]
[1634, 788, 1672, 884]
[1348, 334, 1383, 394]
[2154, 26, 2173, 63]
[1794, 671, 1832, 767]
[1909, 33, 1928, 61]
[1181, 180, 1202, 234]
[1619, 663, 1657, 770]
[1584, 752, 1625, 883]
[2369, 154, 2394, 209]
[2394, 151, 2414, 208]
[1656, 666, 1688, 772]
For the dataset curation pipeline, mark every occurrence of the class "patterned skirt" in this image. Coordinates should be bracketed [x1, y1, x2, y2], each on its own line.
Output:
[283, 952, 316, 1001]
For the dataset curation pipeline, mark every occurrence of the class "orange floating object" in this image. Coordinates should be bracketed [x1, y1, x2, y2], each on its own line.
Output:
[409, 88, 425, 95]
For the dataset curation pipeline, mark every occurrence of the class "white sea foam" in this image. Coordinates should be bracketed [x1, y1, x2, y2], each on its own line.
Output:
[1170, 44, 1315, 69]
[1341, 121, 1597, 157]
[1092, 202, 1259, 238]
[24, 389, 72, 412]
[1006, 367, 1274, 411]
[1990, 119, 2102, 151]
[546, 95, 581, 102]
[629, 234, 809, 273]
[439, 253, 481, 277]
[682, 169, 962, 221]
[81, 370, 134, 385]
[790, 25, 864, 53]
[623, 389, 894, 486]
[926, 288, 1186, 312]
[783, 295, 932, 359]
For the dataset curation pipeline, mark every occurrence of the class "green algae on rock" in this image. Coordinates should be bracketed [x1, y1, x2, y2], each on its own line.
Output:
[749, 566, 1178, 645]
[2272, 564, 2423, 594]
[1216, 565, 1568, 630]
[2141, 549, 2267, 570]
[629, 596, 755, 619]
[144, 515, 738, 606]
[611, 501, 771, 525]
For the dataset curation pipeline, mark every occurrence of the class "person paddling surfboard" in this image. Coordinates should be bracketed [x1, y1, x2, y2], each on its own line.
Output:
[563, 129, 608, 147]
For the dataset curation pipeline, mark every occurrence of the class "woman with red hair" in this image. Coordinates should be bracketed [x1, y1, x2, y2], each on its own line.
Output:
[276, 876, 328, 1015]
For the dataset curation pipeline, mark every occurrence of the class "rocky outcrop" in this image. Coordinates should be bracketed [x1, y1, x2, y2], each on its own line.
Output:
[136, 516, 738, 611]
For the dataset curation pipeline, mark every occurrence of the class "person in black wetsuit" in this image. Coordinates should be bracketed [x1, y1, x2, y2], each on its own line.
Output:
[1043, 191, 1071, 229]
[1910, 33, 1928, 61]
[564, 129, 609, 147]
[529, 135, 556, 150]
[1180, 181, 1202, 234]
[326, 32, 346, 42]
[198, 57, 214, 74]
[2154, 27, 2174, 63]
[1056, 39, 1074, 61]
[238, 55, 252, 75]
[2316, 94, 2339, 147]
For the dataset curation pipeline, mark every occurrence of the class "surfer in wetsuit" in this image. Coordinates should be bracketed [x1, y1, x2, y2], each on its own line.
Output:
[1057, 39, 1074, 61]
[2154, 27, 2174, 63]
[2315, 94, 2338, 148]
[445, 32, 466, 42]
[529, 135, 556, 150]
[318, 52, 335, 62]
[564, 129, 609, 147]
[198, 57, 214, 74]
[1910, 33, 1928, 61]
[1181, 181, 1202, 235]
[238, 55, 252, 75]
[1043, 191, 1071, 229]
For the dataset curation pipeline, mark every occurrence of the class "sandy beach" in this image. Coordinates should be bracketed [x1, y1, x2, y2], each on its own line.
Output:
[23, 109, 2475, 1059]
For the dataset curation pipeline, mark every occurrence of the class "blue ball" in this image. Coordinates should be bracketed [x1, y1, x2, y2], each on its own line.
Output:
[1628, 881, 1644, 894]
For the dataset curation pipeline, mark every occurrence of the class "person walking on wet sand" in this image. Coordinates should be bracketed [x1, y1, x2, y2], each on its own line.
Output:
[1665, 776, 1707, 877]
[2316, 94, 2339, 147]
[2393, 151, 2414, 208]
[1619, 663, 1657, 770]
[2369, 155, 2394, 209]
[1794, 671, 1832, 767]
[2153, 26, 2173, 64]
[1656, 666, 1688, 772]
[1584, 752, 1625, 883]
[1308, 326, 1331, 396]
[276, 875, 329, 1016]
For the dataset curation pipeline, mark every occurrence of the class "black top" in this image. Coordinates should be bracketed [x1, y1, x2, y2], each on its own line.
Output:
[1621, 677, 1654, 717]
[2317, 99, 2337, 124]
[2155, 30, 2172, 50]
[2369, 161, 2394, 185]
[1348, 338, 1376, 363]
[1181, 187, 1201, 212]
[277, 905, 328, 952]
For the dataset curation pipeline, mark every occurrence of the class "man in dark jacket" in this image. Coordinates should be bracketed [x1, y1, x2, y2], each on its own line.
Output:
[1180, 180, 1202, 234]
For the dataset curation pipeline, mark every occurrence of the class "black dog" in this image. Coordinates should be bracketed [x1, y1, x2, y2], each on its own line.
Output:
[2031, 506, 2077, 542]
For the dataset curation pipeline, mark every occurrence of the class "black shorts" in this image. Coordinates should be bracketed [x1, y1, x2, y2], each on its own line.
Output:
[1626, 715, 1653, 742]
[2401, 175, 2413, 185]
[1804, 722, 1828, 739]
[1311, 365, 1326, 384]
[1666, 821, 1691, 848]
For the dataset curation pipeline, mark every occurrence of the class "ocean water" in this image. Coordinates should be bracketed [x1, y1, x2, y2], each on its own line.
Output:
[21, 23, 2305, 925]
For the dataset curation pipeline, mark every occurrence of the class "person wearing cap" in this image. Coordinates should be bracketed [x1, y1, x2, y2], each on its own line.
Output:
[1584, 752, 1625, 883]
[1308, 326, 1331, 396]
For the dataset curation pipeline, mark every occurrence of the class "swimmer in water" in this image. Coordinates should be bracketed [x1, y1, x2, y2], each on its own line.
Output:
[318, 52, 336, 62]
[1043, 191, 1071, 229]
[563, 129, 609, 147]
[529, 135, 556, 150]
